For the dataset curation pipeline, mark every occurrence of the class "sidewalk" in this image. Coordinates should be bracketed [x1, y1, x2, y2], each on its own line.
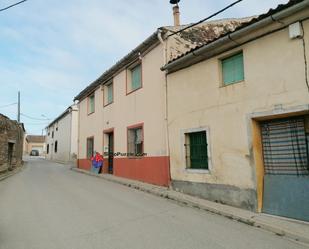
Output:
[0, 165, 24, 181]
[71, 167, 309, 246]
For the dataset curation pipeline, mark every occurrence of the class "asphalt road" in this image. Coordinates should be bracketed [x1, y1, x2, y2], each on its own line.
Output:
[0, 158, 307, 249]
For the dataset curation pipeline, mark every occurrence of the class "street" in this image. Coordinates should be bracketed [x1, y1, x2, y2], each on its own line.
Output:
[0, 159, 307, 249]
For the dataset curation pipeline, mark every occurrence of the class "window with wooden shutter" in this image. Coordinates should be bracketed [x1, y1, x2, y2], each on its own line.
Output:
[88, 94, 95, 114]
[87, 137, 94, 159]
[131, 64, 142, 91]
[104, 82, 113, 106]
[107, 83, 113, 104]
[222, 52, 244, 85]
[185, 131, 208, 170]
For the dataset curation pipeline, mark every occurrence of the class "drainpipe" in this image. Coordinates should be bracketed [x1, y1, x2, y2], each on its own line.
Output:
[76, 101, 80, 169]
[158, 29, 172, 185]
[162, 0, 309, 71]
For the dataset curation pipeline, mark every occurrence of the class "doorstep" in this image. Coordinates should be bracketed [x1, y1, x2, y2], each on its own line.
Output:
[71, 167, 309, 246]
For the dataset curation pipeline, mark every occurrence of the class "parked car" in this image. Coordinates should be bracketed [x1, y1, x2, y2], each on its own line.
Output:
[30, 150, 39, 156]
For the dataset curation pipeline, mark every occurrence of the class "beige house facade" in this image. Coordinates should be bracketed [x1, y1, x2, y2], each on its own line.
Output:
[74, 16, 251, 186]
[163, 0, 309, 221]
[24, 135, 46, 156]
[46, 104, 78, 164]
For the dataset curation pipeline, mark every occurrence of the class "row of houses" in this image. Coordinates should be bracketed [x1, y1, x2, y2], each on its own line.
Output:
[46, 0, 309, 222]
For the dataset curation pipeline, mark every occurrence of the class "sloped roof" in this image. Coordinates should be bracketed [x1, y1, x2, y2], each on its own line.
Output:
[74, 30, 164, 101]
[73, 18, 251, 102]
[168, 17, 253, 46]
[26, 135, 45, 143]
[165, 0, 305, 65]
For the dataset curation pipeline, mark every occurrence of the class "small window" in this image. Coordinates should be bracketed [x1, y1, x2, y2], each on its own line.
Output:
[56, 127, 58, 131]
[104, 82, 113, 106]
[48, 132, 50, 136]
[54, 141, 58, 153]
[130, 64, 142, 92]
[87, 137, 94, 159]
[52, 131, 54, 138]
[185, 131, 208, 170]
[127, 126, 143, 156]
[222, 52, 244, 85]
[88, 94, 95, 114]
[47, 144, 49, 154]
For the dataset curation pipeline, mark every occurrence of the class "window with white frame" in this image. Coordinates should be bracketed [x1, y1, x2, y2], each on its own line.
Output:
[184, 130, 209, 170]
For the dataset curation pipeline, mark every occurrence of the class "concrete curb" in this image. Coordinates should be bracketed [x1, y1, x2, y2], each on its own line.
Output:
[0, 164, 24, 181]
[71, 167, 309, 246]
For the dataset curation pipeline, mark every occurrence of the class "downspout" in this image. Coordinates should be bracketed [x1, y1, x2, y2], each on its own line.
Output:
[158, 29, 172, 186]
[76, 101, 80, 169]
[68, 108, 72, 164]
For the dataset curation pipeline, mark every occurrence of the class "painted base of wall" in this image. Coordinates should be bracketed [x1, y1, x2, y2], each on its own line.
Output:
[172, 180, 257, 211]
[77, 159, 91, 171]
[77, 156, 170, 187]
[114, 156, 170, 187]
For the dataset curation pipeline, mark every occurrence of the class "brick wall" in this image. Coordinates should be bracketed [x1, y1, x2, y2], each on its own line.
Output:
[0, 114, 24, 173]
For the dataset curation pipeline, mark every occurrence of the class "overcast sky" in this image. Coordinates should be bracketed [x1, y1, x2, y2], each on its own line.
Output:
[0, 0, 288, 134]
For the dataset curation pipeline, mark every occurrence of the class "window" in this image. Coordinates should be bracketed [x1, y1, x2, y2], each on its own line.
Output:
[104, 82, 113, 106]
[127, 126, 143, 156]
[87, 137, 94, 159]
[222, 52, 244, 85]
[47, 144, 49, 154]
[129, 63, 142, 92]
[48, 132, 50, 136]
[185, 131, 208, 170]
[88, 94, 95, 114]
[54, 141, 58, 153]
[56, 127, 58, 131]
[52, 131, 54, 138]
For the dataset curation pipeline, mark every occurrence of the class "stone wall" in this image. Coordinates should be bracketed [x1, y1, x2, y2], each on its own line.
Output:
[0, 114, 24, 173]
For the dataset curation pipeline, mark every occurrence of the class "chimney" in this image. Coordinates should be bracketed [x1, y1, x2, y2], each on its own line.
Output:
[173, 5, 180, 26]
[170, 0, 181, 26]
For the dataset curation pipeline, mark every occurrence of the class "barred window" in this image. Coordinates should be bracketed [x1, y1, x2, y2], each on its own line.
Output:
[185, 131, 209, 170]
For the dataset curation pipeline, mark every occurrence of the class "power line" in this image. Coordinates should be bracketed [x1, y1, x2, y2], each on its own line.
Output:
[0, 102, 17, 109]
[23, 122, 49, 125]
[168, 0, 245, 37]
[21, 113, 50, 121]
[0, 0, 27, 12]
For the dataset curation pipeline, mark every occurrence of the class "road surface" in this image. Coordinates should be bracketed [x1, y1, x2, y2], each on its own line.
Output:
[0, 158, 307, 249]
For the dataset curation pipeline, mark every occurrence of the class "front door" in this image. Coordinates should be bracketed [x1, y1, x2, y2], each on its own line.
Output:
[261, 116, 309, 221]
[8, 143, 14, 170]
[108, 133, 114, 174]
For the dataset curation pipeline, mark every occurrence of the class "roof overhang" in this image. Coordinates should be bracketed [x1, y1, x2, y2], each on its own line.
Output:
[162, 0, 309, 73]
[74, 29, 165, 102]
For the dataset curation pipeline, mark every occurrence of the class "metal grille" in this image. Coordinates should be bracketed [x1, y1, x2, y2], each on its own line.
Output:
[185, 131, 208, 170]
[261, 117, 309, 176]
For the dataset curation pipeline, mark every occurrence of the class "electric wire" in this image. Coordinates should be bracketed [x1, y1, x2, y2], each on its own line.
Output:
[0, 0, 27, 12]
[0, 102, 17, 109]
[21, 113, 50, 121]
[168, 0, 244, 37]
[300, 22, 309, 93]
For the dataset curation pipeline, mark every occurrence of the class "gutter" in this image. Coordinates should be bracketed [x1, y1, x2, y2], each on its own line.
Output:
[162, 0, 309, 72]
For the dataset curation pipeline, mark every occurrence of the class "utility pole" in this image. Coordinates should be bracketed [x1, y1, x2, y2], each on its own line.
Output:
[17, 91, 20, 123]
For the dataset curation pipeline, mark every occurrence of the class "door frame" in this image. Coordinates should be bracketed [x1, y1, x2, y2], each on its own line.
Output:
[7, 142, 14, 169]
[103, 128, 114, 174]
[249, 105, 309, 212]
